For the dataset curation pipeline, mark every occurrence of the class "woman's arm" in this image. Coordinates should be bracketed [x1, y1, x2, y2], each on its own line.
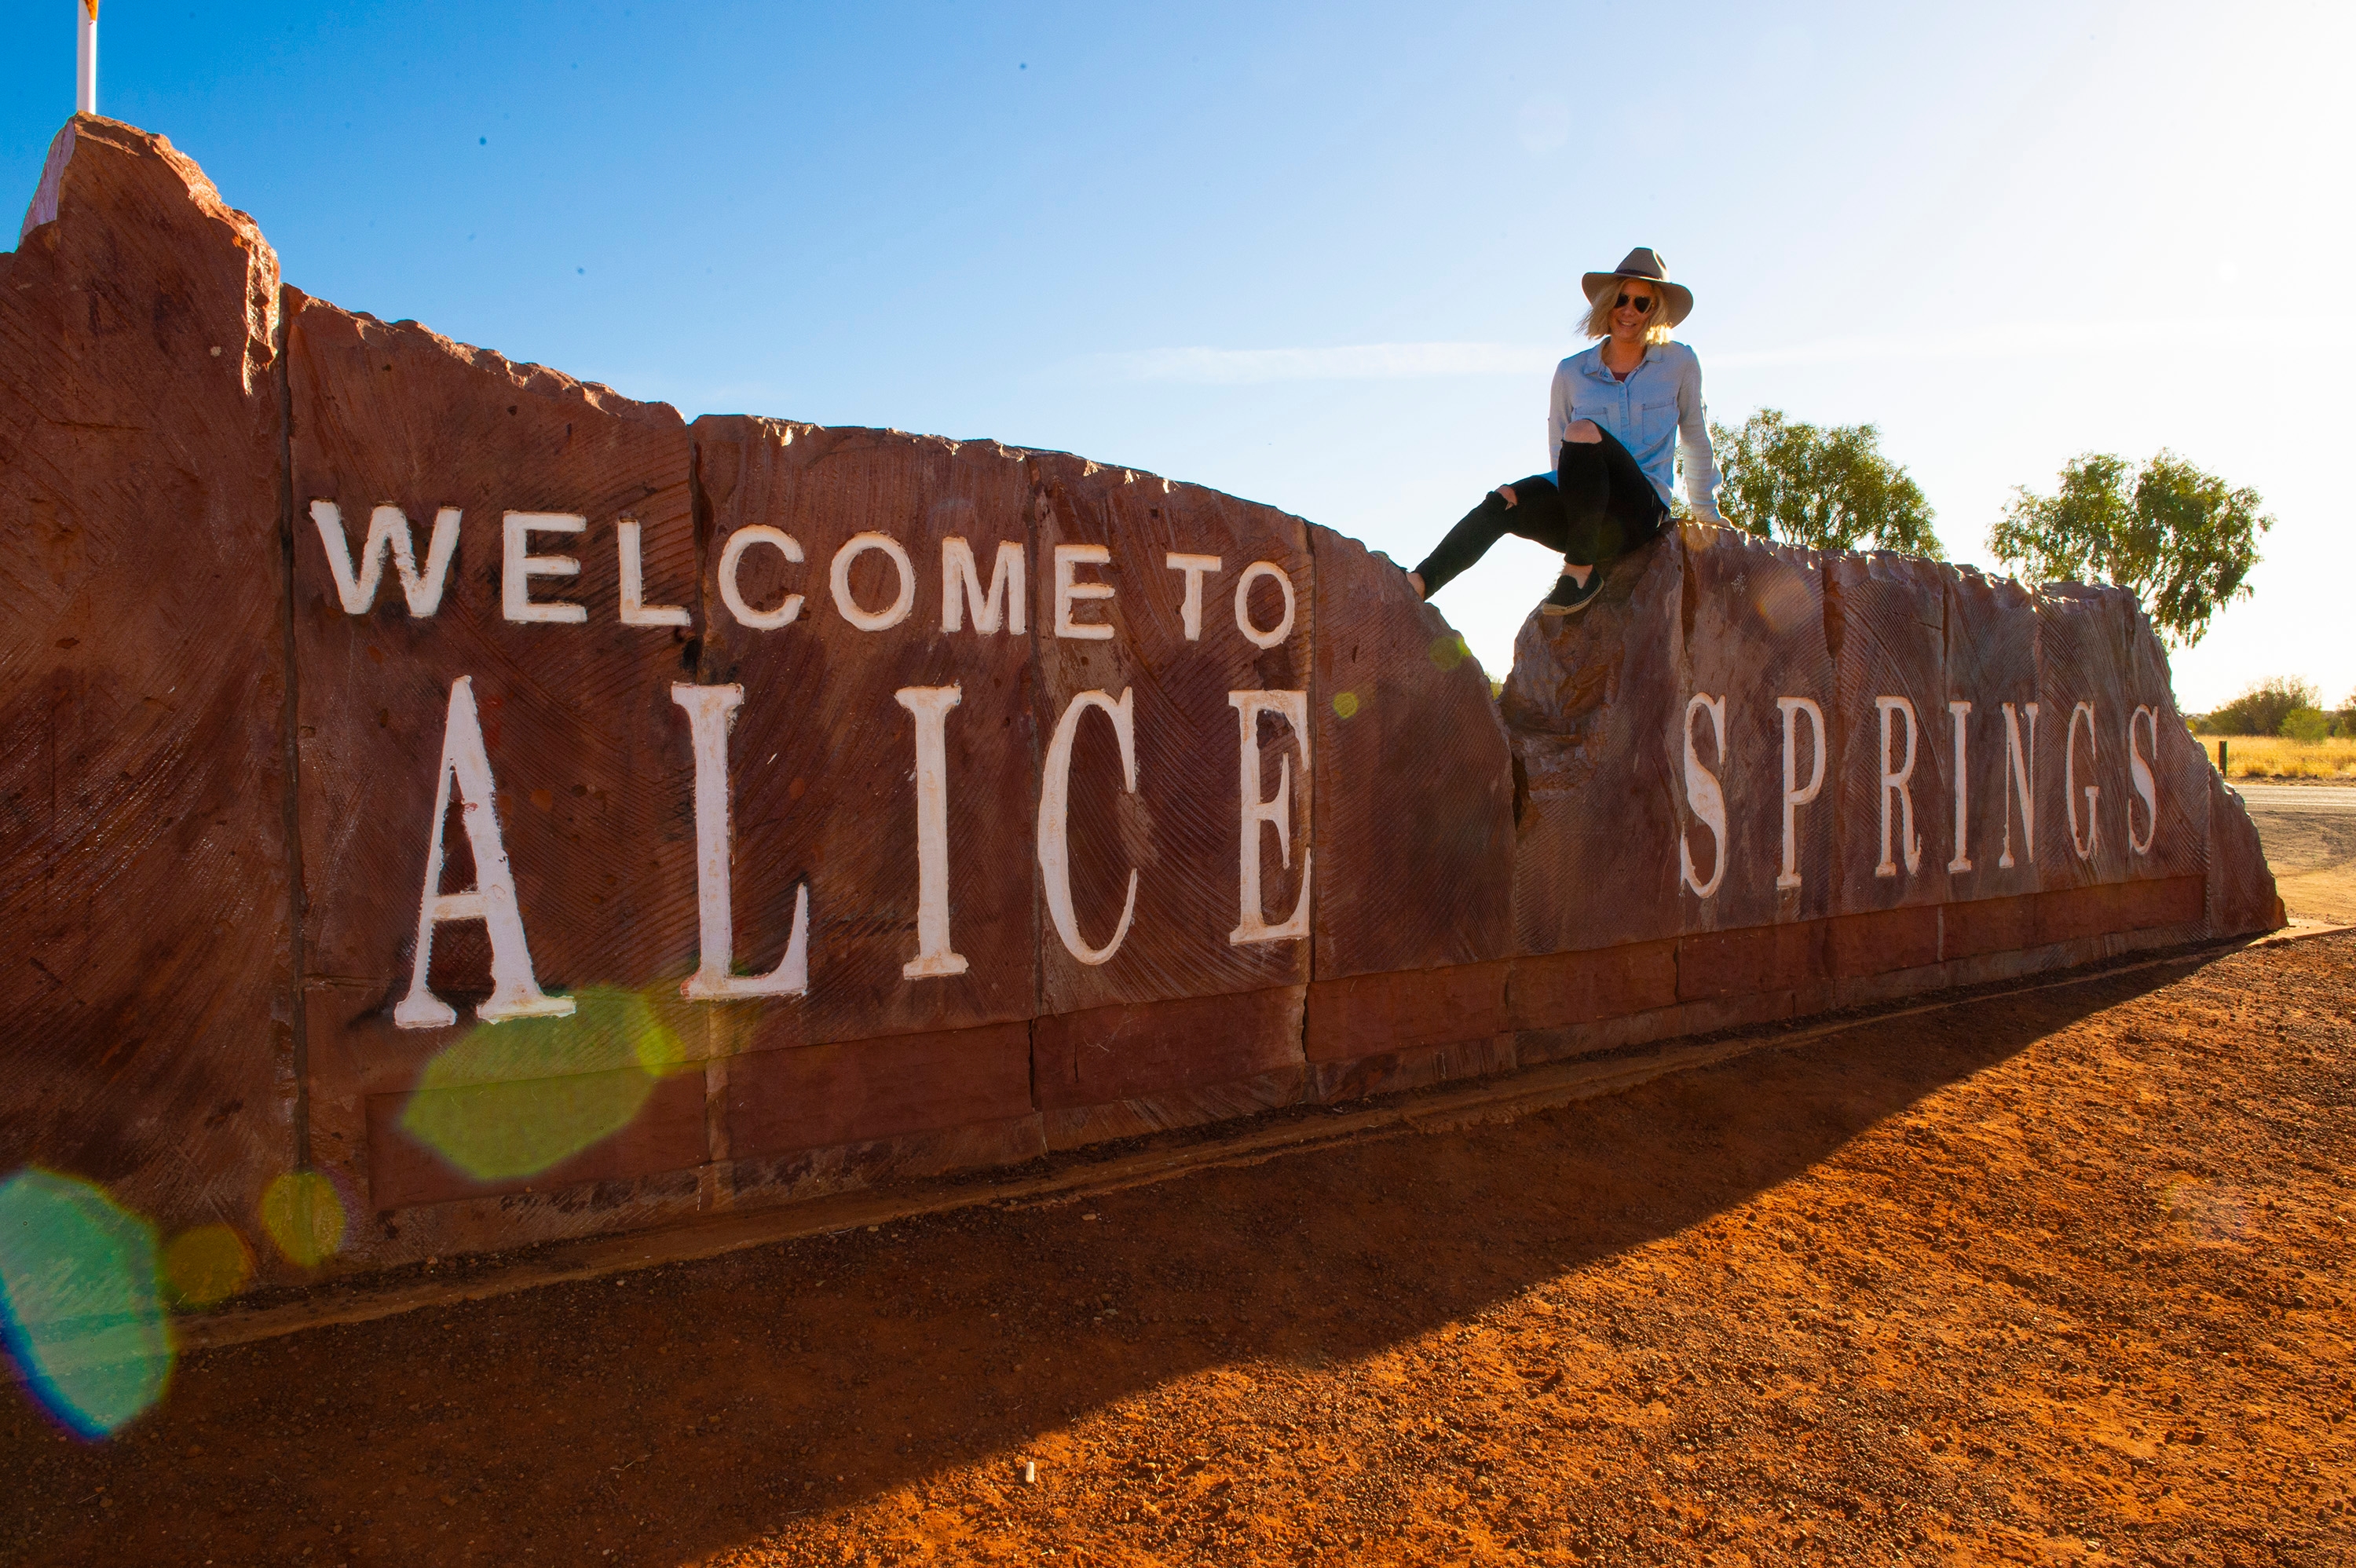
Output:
[1547, 361, 1571, 464]
[1677, 348, 1726, 522]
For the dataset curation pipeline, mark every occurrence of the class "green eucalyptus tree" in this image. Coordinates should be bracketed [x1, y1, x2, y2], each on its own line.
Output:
[1707, 408, 1942, 557]
[1991, 451, 2270, 647]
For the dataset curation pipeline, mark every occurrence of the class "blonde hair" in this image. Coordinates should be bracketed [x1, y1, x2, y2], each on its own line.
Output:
[1582, 278, 1675, 345]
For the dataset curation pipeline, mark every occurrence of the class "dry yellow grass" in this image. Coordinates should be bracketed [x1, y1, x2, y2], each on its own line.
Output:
[2193, 733, 2356, 780]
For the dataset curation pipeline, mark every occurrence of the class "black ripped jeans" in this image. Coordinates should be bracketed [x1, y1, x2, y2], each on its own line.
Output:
[1411, 425, 1670, 598]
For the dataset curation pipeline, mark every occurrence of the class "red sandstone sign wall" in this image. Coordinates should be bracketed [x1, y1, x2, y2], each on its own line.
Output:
[1, 119, 2281, 1289]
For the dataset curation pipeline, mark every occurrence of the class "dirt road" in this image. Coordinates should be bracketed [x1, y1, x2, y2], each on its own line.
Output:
[2241, 783, 2356, 925]
[5, 933, 2352, 1567]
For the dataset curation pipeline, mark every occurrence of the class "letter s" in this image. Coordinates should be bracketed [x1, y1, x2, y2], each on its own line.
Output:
[1681, 693, 1728, 898]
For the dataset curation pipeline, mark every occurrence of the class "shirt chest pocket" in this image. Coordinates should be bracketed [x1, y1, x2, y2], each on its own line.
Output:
[1568, 393, 1621, 427]
[1627, 395, 1677, 444]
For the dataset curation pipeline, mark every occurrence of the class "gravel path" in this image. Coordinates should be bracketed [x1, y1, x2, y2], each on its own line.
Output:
[6, 936, 2352, 1567]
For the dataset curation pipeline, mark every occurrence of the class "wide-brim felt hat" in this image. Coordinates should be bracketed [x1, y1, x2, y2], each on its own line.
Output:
[1581, 247, 1692, 327]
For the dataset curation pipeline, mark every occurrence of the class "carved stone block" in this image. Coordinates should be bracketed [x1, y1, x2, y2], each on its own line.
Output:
[0, 119, 294, 1243]
[1310, 528, 1514, 977]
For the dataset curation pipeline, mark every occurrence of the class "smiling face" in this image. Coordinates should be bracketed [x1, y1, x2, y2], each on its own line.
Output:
[1608, 280, 1663, 342]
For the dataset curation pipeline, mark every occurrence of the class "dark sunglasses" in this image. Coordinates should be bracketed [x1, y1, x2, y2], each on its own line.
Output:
[1614, 291, 1657, 313]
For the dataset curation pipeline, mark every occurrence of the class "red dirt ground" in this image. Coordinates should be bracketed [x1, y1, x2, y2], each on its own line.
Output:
[6, 933, 2353, 1566]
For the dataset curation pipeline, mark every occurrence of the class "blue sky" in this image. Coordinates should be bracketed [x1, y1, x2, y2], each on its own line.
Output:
[7, 0, 2348, 710]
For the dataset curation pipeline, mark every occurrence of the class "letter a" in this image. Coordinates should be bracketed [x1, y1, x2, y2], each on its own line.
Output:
[672, 684, 810, 999]
[394, 677, 573, 1029]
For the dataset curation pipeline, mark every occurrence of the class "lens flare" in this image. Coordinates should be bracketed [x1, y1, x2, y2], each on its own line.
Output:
[2162, 1177, 2248, 1247]
[162, 1225, 254, 1307]
[262, 1171, 348, 1270]
[401, 986, 689, 1183]
[1331, 690, 1360, 719]
[1752, 571, 1813, 635]
[0, 1169, 174, 1438]
[1427, 634, 1472, 672]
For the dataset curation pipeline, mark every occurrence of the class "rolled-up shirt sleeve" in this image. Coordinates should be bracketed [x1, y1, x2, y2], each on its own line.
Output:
[1546, 360, 1573, 465]
[1677, 349, 1725, 521]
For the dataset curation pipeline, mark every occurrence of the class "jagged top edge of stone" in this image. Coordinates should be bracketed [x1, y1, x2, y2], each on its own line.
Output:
[1677, 517, 2140, 616]
[16, 115, 273, 265]
[11, 116, 1404, 575]
[287, 288, 687, 430]
[685, 411, 1344, 539]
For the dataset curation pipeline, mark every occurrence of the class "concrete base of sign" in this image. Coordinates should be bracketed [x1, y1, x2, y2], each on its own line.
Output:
[1, 117, 2282, 1296]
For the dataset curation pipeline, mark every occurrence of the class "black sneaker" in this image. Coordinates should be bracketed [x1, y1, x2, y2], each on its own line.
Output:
[1540, 570, 1603, 616]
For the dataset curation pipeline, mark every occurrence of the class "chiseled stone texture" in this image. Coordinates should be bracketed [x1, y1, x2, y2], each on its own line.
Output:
[287, 293, 708, 1222]
[0, 118, 295, 1255]
[0, 120, 2284, 1290]
[1500, 524, 2281, 1039]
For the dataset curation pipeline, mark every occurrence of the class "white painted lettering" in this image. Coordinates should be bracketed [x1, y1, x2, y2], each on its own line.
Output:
[1874, 696, 1923, 879]
[1164, 553, 1220, 641]
[1998, 701, 2040, 869]
[1946, 700, 1974, 874]
[501, 512, 588, 624]
[2127, 705, 2159, 857]
[1227, 690, 1312, 944]
[894, 685, 968, 978]
[718, 524, 803, 630]
[1054, 544, 1116, 640]
[941, 538, 1026, 635]
[393, 676, 573, 1029]
[2065, 700, 2101, 861]
[1233, 561, 1297, 650]
[671, 684, 809, 999]
[312, 500, 459, 617]
[1680, 693, 1728, 898]
[618, 518, 691, 627]
[1775, 696, 1826, 891]
[1037, 689, 1140, 966]
[832, 532, 916, 631]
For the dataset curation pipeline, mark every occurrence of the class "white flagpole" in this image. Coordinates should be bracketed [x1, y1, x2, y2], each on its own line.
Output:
[76, 0, 98, 116]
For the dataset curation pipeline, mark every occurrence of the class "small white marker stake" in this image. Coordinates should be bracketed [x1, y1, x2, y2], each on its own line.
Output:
[77, 0, 98, 116]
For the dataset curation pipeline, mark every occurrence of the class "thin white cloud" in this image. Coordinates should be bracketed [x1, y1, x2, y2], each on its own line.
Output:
[1076, 342, 1557, 385]
[1079, 316, 2356, 386]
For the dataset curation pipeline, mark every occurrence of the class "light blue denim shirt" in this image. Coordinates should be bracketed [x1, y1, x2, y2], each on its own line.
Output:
[1546, 340, 1724, 521]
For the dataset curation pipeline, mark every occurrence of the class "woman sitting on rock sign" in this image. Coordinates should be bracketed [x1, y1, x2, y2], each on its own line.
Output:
[1408, 247, 1727, 616]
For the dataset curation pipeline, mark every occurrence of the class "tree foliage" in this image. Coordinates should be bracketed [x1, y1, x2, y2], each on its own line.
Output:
[2198, 676, 2318, 736]
[2280, 707, 2331, 742]
[1990, 451, 2270, 647]
[1709, 408, 1942, 557]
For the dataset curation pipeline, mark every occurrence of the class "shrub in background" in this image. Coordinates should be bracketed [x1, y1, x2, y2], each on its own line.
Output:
[2280, 707, 2331, 743]
[2202, 676, 2320, 736]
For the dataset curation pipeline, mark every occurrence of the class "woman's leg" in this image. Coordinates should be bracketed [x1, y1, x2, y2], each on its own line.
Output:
[1555, 423, 1670, 571]
[1410, 474, 1568, 598]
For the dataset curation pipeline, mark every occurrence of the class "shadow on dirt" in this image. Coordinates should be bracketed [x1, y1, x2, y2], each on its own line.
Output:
[5, 965, 2174, 1565]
